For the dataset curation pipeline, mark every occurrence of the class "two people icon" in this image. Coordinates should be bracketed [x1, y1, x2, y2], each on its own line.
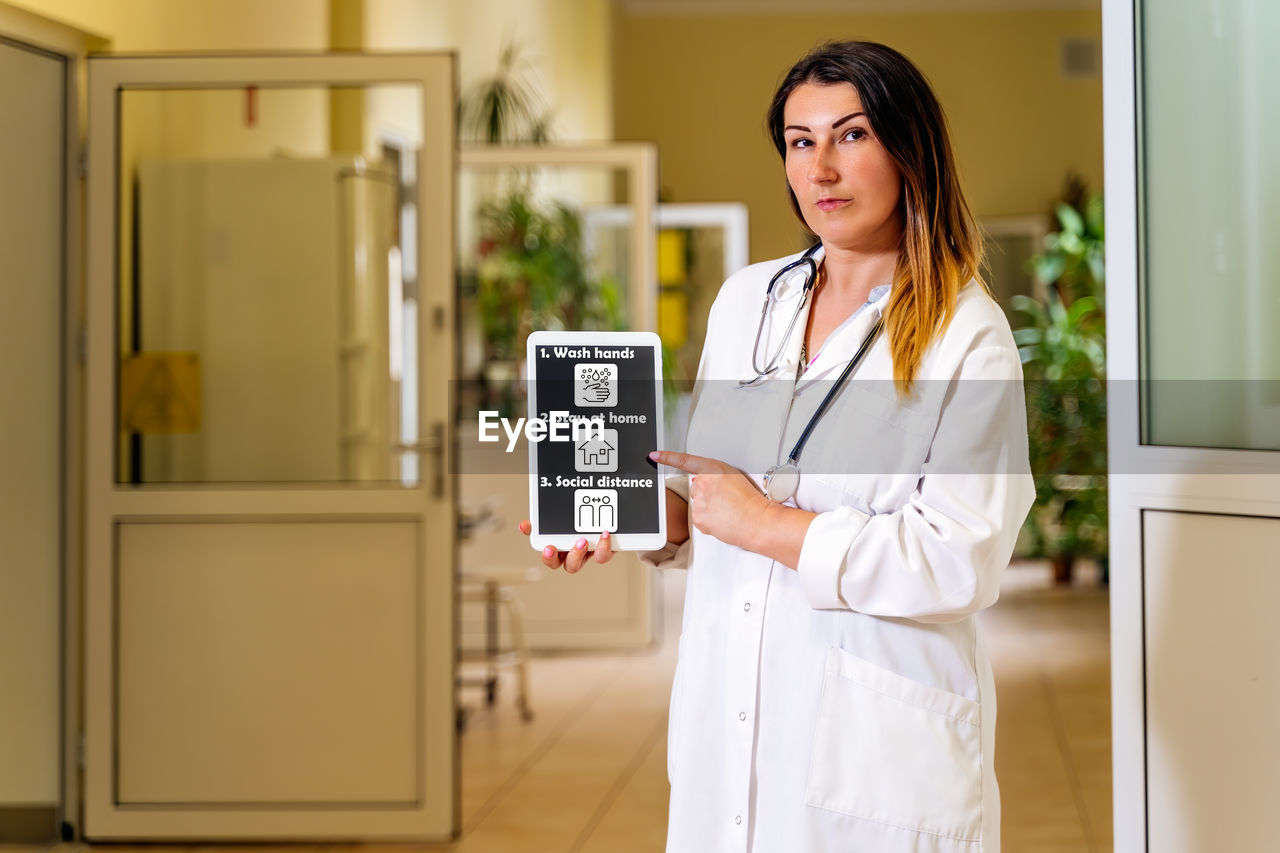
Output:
[574, 489, 618, 533]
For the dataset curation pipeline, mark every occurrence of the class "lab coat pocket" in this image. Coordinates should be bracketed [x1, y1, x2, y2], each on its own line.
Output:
[805, 647, 983, 844]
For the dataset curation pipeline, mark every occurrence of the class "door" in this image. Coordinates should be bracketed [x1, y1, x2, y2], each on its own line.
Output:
[1105, 1, 1280, 849]
[83, 54, 457, 840]
[0, 32, 64, 823]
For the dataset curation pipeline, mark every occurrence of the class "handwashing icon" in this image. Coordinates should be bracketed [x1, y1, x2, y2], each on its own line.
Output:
[574, 363, 617, 407]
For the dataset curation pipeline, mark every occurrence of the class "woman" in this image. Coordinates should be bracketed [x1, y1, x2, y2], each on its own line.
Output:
[523, 41, 1032, 852]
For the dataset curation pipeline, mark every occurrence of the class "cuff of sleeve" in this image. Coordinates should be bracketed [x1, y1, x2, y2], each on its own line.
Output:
[639, 479, 692, 569]
[664, 471, 690, 502]
[640, 538, 690, 570]
[797, 506, 871, 610]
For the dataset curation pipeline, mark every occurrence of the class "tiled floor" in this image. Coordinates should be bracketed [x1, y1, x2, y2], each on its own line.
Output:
[983, 562, 1113, 853]
[6, 559, 1110, 853]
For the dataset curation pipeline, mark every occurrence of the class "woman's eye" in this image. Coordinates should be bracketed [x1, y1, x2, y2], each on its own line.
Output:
[789, 137, 812, 149]
[842, 128, 867, 142]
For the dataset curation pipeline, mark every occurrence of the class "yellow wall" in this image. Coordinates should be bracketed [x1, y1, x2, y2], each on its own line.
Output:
[612, 8, 1103, 262]
[8, 0, 328, 49]
[365, 0, 613, 141]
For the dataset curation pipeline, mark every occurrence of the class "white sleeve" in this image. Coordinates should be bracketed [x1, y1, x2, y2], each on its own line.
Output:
[639, 475, 692, 569]
[796, 345, 1035, 623]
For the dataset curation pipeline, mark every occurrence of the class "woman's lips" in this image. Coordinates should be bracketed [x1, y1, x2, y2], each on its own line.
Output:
[815, 198, 851, 212]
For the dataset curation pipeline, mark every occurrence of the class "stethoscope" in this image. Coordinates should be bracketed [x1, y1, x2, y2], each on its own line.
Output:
[761, 314, 883, 503]
[733, 242, 886, 503]
[738, 242, 823, 388]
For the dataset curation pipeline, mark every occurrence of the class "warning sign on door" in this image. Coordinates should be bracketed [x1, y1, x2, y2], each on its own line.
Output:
[119, 352, 201, 433]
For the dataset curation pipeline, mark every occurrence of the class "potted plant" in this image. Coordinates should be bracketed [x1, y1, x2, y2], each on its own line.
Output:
[458, 41, 551, 145]
[473, 191, 622, 414]
[1013, 181, 1108, 583]
[458, 42, 621, 417]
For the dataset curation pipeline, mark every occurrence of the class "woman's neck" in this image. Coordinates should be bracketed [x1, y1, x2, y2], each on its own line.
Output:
[818, 242, 899, 305]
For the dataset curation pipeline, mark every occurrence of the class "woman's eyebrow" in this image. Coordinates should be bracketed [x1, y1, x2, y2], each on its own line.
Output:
[831, 111, 866, 128]
[784, 112, 866, 133]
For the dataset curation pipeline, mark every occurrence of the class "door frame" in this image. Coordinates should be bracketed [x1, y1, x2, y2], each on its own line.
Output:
[1104, 0, 1280, 848]
[82, 52, 458, 840]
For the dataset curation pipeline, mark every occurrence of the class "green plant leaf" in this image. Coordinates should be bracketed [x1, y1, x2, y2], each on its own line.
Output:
[1084, 194, 1105, 238]
[1066, 295, 1099, 324]
[1056, 202, 1085, 236]
[1010, 293, 1046, 318]
[1033, 253, 1066, 284]
[1012, 327, 1043, 346]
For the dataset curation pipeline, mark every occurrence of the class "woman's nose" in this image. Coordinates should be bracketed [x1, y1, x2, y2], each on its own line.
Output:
[807, 144, 838, 183]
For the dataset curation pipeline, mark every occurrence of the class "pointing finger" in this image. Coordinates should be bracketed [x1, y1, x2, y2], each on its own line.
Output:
[649, 450, 717, 475]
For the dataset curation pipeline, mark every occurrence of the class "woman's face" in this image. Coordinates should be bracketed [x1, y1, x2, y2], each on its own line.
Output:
[782, 81, 903, 254]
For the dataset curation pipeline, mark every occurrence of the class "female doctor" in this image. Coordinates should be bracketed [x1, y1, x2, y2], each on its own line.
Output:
[522, 41, 1033, 852]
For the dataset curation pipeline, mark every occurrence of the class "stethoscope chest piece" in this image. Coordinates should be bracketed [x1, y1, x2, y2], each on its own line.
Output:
[763, 462, 800, 504]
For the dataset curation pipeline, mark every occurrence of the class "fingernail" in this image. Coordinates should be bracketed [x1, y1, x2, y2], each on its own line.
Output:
[648, 451, 660, 460]
[575, 537, 587, 550]
[544, 546, 554, 558]
[601, 531, 610, 540]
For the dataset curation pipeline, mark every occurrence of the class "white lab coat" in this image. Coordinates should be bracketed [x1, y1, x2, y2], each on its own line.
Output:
[649, 247, 1034, 853]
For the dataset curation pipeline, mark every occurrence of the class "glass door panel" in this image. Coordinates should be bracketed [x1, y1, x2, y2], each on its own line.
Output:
[117, 84, 423, 484]
[1139, 0, 1280, 450]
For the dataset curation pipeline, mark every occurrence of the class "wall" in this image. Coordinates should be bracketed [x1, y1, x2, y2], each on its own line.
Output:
[9, 0, 328, 50]
[364, 0, 613, 141]
[12, 0, 613, 139]
[612, 6, 1103, 262]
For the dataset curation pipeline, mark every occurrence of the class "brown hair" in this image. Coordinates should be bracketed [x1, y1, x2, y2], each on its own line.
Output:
[766, 41, 985, 394]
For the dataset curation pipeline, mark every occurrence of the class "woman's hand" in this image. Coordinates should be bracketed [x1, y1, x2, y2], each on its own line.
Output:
[649, 450, 772, 551]
[517, 520, 614, 574]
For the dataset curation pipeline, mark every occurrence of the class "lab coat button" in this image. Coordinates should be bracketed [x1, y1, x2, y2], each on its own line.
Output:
[735, 815, 743, 825]
[738, 711, 747, 721]
[743, 602, 751, 612]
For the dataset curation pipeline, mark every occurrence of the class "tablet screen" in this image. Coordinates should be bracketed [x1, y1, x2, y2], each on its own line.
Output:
[526, 331, 666, 552]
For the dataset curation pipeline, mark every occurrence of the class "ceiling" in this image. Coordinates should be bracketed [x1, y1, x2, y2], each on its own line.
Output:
[618, 0, 1097, 15]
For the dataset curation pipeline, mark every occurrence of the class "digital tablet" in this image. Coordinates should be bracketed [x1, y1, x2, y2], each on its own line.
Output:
[525, 331, 667, 552]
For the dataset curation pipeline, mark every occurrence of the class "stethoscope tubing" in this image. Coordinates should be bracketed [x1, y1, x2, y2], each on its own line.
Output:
[742, 243, 822, 385]
[782, 315, 883, 468]
[762, 315, 883, 503]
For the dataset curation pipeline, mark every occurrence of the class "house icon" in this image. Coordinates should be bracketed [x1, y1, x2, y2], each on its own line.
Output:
[575, 428, 619, 473]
